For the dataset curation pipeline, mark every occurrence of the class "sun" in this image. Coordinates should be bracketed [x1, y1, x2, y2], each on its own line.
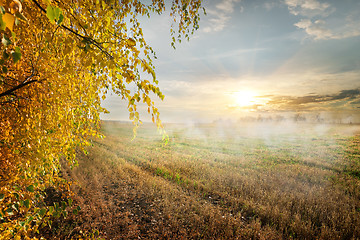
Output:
[233, 90, 257, 107]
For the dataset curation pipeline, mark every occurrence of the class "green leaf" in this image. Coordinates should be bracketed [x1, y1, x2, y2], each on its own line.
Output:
[57, 13, 64, 25]
[62, 210, 68, 217]
[53, 7, 61, 20]
[68, 198, 73, 207]
[0, 13, 5, 31]
[72, 205, 81, 215]
[61, 201, 66, 210]
[0, 194, 4, 200]
[46, 5, 63, 24]
[26, 185, 34, 192]
[13, 192, 19, 199]
[12, 47, 21, 63]
[48, 206, 54, 214]
[46, 5, 55, 23]
[3, 50, 9, 59]
[23, 199, 30, 208]
[26, 216, 34, 224]
[0, 63, 8, 73]
[39, 208, 46, 217]
[12, 52, 21, 63]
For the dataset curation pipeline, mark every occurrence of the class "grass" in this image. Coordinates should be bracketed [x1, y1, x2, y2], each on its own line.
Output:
[59, 121, 360, 239]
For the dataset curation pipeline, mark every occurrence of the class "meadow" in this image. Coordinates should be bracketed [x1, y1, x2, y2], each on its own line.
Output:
[58, 121, 360, 239]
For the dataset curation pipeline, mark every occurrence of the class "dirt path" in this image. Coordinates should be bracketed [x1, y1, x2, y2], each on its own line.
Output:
[61, 152, 182, 239]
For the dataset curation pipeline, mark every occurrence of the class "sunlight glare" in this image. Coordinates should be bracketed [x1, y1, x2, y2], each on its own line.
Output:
[234, 90, 257, 107]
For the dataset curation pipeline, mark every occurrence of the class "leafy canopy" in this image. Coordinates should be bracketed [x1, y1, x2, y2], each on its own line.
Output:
[0, 0, 204, 238]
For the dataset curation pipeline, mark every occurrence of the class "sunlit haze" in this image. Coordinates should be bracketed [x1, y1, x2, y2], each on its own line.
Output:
[101, 0, 360, 124]
[233, 90, 258, 107]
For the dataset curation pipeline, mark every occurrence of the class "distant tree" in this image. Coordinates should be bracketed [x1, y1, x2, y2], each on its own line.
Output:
[257, 114, 263, 122]
[293, 113, 306, 122]
[265, 116, 273, 122]
[0, 0, 204, 238]
[314, 113, 324, 123]
[238, 116, 256, 122]
[275, 115, 285, 122]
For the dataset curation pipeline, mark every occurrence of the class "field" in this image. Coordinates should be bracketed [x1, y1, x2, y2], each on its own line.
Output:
[57, 121, 360, 239]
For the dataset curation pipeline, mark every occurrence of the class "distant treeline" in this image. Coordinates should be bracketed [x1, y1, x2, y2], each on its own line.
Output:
[214, 113, 358, 124]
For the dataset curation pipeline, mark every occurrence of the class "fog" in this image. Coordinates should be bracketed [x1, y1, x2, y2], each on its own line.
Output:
[166, 120, 360, 141]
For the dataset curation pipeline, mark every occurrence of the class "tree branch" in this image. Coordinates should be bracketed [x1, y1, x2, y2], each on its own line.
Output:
[31, 0, 114, 60]
[0, 79, 37, 98]
[0, 69, 37, 98]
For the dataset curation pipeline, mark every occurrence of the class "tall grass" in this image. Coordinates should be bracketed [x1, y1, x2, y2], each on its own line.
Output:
[62, 121, 360, 239]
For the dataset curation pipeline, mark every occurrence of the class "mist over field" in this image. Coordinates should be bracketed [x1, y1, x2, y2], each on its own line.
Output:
[63, 120, 360, 239]
[171, 120, 360, 140]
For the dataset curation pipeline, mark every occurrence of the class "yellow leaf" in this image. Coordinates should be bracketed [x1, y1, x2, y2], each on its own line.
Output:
[145, 96, 151, 105]
[10, 0, 22, 14]
[3, 13, 15, 31]
[127, 38, 136, 47]
[42, 0, 51, 5]
[0, 0, 203, 237]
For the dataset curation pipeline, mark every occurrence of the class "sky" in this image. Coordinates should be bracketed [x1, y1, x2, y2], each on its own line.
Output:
[101, 0, 360, 123]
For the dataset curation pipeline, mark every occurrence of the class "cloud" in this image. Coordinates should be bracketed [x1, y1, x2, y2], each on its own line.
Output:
[330, 13, 360, 39]
[263, 2, 278, 11]
[228, 92, 360, 114]
[203, 0, 242, 33]
[285, 0, 360, 40]
[294, 18, 360, 40]
[225, 88, 360, 113]
[203, 12, 230, 33]
[331, 89, 360, 101]
[266, 88, 360, 111]
[216, 0, 239, 13]
[284, 0, 334, 17]
[294, 19, 332, 39]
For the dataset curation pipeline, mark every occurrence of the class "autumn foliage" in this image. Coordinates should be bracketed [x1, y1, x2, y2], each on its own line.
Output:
[0, 0, 203, 238]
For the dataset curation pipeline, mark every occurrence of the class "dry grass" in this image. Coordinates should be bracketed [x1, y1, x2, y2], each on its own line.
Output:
[60, 121, 360, 239]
